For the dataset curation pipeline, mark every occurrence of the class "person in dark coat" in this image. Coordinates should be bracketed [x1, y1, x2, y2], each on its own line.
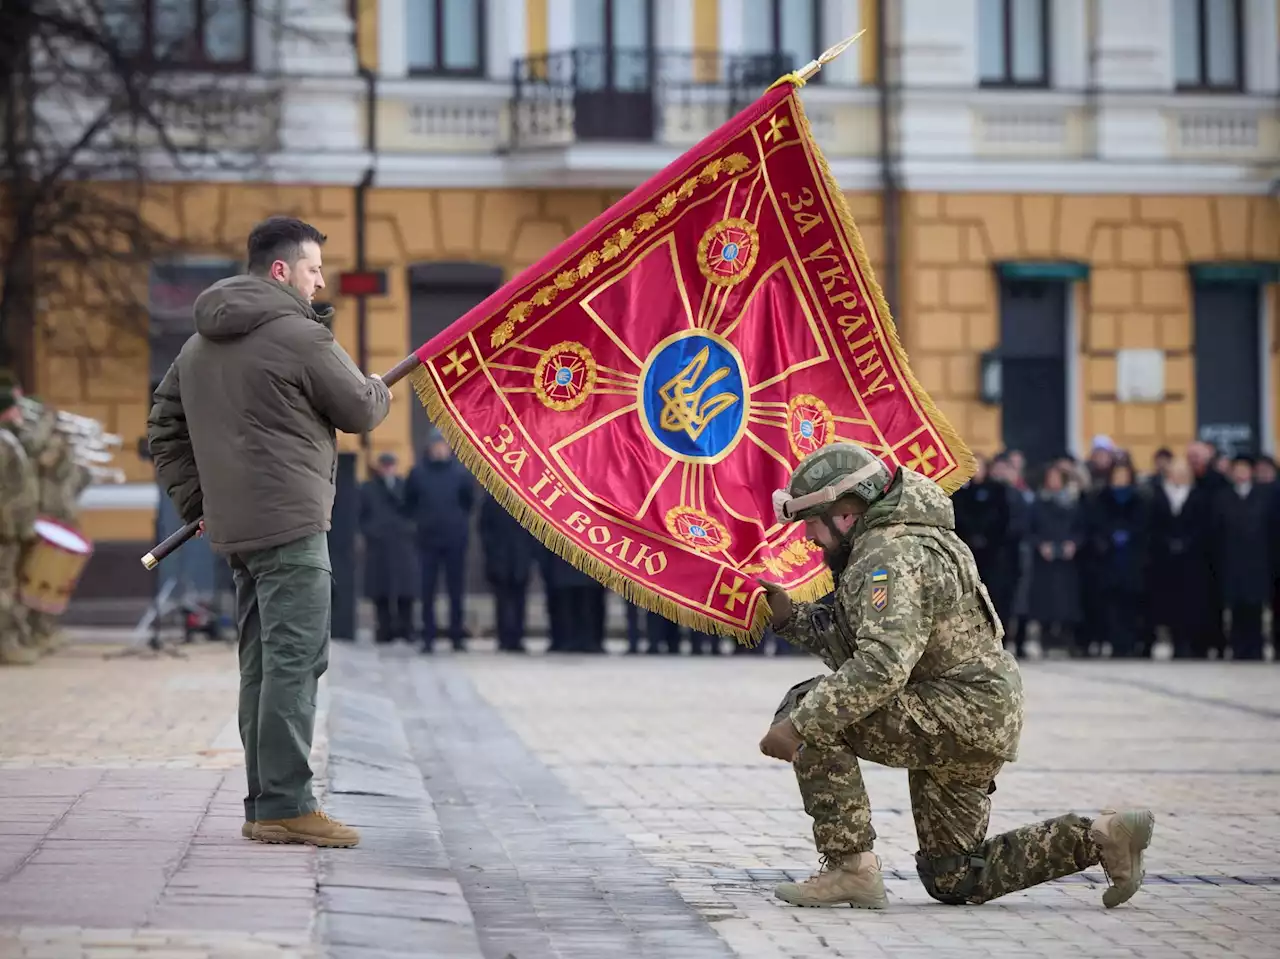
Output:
[1086, 462, 1151, 658]
[538, 547, 605, 653]
[646, 611, 682, 654]
[1266, 471, 1280, 656]
[989, 455, 1032, 651]
[478, 493, 538, 653]
[952, 456, 1012, 612]
[1211, 455, 1272, 661]
[405, 430, 476, 652]
[1147, 458, 1215, 659]
[1025, 464, 1084, 657]
[624, 600, 643, 653]
[688, 627, 717, 655]
[1188, 441, 1230, 656]
[358, 452, 418, 645]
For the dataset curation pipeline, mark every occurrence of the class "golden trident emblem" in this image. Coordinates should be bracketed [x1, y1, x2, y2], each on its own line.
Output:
[657, 346, 739, 441]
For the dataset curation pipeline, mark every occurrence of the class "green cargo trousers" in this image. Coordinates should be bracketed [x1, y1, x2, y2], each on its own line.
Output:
[228, 531, 332, 822]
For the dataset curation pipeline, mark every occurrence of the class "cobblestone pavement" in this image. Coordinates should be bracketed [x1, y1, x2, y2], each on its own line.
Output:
[6, 638, 1280, 959]
[0, 643, 323, 959]
[382, 648, 1279, 959]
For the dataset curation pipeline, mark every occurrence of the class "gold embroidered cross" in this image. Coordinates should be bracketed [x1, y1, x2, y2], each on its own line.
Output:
[442, 349, 473, 377]
[765, 115, 791, 143]
[905, 441, 938, 475]
[719, 575, 748, 611]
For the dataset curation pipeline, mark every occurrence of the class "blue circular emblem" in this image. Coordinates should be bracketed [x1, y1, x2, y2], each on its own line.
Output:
[799, 419, 814, 439]
[555, 366, 573, 386]
[640, 332, 747, 462]
[689, 525, 707, 538]
[721, 243, 739, 262]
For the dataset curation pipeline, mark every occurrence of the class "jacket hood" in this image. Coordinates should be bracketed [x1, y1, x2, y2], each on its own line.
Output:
[193, 275, 315, 341]
[856, 467, 956, 535]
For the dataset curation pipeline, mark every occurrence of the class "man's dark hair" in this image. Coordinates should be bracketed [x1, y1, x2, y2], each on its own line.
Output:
[247, 216, 327, 275]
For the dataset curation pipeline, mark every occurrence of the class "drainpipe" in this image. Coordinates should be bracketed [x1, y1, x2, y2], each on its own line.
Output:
[876, 0, 900, 322]
[1084, 0, 1099, 159]
[355, 66, 376, 462]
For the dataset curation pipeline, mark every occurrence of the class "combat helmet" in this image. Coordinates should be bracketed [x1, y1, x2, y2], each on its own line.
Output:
[772, 442, 892, 525]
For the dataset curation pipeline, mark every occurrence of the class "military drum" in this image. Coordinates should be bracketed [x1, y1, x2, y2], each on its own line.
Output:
[19, 518, 94, 616]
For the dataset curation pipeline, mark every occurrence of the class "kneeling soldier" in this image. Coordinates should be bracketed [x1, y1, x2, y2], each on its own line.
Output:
[758, 443, 1154, 910]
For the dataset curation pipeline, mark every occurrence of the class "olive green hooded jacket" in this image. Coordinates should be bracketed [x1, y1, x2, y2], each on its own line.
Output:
[147, 275, 391, 555]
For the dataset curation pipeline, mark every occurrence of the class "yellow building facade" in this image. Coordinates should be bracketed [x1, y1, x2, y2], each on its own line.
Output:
[30, 0, 1280, 580]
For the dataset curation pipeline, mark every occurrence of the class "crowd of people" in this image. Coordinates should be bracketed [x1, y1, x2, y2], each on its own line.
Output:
[954, 438, 1279, 661]
[360, 428, 787, 655]
[363, 429, 1278, 661]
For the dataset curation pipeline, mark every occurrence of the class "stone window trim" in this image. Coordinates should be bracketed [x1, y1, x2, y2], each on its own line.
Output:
[405, 0, 488, 79]
[978, 0, 1051, 90]
[742, 0, 826, 85]
[102, 0, 254, 73]
[1174, 0, 1246, 92]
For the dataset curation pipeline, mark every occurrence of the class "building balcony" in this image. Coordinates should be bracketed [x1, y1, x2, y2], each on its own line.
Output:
[898, 86, 1279, 192]
[508, 47, 789, 147]
[369, 48, 880, 186]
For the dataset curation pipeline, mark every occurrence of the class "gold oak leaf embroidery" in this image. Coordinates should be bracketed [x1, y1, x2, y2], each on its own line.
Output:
[490, 319, 515, 347]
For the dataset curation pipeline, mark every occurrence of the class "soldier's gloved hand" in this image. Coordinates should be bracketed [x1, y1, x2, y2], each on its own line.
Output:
[759, 717, 804, 763]
[757, 579, 792, 629]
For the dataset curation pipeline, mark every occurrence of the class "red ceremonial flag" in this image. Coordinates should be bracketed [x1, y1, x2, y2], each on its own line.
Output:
[408, 61, 975, 644]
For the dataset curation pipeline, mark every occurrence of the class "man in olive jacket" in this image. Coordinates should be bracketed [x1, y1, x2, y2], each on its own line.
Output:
[147, 216, 391, 848]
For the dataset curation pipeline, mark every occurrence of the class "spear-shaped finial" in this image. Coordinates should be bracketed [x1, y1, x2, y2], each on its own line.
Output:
[768, 29, 868, 91]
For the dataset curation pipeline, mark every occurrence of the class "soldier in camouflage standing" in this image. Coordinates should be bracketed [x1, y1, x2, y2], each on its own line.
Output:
[757, 442, 1155, 910]
[26, 403, 91, 652]
[0, 373, 40, 666]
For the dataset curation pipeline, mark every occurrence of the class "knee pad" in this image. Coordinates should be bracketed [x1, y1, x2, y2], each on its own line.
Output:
[915, 850, 987, 906]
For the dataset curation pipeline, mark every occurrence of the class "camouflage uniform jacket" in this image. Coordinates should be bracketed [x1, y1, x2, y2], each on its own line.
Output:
[0, 423, 38, 543]
[777, 468, 1025, 761]
[35, 428, 83, 521]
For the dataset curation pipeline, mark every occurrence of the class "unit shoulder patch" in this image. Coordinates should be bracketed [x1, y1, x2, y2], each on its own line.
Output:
[869, 567, 889, 611]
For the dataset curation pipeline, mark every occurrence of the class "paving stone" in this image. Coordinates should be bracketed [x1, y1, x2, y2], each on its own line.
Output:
[437, 649, 1280, 959]
[321, 887, 473, 925]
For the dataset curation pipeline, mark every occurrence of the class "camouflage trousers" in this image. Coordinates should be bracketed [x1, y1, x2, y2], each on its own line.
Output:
[0, 541, 35, 664]
[28, 610, 57, 645]
[775, 677, 1100, 905]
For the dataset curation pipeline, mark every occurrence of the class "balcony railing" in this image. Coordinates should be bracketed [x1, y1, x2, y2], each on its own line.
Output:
[510, 48, 793, 148]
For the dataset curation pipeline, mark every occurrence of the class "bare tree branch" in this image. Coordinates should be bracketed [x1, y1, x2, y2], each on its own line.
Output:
[0, 0, 287, 375]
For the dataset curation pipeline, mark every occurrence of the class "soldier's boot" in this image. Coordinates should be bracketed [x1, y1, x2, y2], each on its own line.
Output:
[253, 810, 360, 848]
[1091, 808, 1155, 908]
[0, 633, 39, 665]
[774, 852, 888, 909]
[241, 822, 255, 839]
[42, 630, 68, 654]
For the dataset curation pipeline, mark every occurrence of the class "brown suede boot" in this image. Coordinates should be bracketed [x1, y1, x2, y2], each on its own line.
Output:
[1091, 808, 1155, 908]
[253, 811, 359, 848]
[775, 852, 888, 909]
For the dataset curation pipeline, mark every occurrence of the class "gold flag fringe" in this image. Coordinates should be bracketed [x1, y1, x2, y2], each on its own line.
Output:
[785, 92, 977, 494]
[409, 363, 774, 646]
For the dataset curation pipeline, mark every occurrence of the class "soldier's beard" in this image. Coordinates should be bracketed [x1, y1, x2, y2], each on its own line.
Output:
[822, 537, 855, 578]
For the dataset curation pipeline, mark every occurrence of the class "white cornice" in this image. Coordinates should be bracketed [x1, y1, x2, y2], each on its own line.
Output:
[235, 151, 1276, 195]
